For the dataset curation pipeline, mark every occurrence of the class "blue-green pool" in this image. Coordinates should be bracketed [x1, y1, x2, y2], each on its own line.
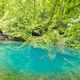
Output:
[0, 41, 80, 79]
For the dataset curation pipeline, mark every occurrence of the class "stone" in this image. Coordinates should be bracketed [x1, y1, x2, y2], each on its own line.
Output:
[32, 27, 42, 36]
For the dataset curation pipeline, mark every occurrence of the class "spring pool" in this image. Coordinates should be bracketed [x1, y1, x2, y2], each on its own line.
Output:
[0, 41, 80, 79]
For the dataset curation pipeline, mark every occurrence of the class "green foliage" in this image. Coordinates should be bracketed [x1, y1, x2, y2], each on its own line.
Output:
[65, 23, 80, 48]
[0, 0, 80, 48]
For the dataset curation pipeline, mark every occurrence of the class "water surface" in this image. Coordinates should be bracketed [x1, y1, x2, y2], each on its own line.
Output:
[0, 41, 80, 79]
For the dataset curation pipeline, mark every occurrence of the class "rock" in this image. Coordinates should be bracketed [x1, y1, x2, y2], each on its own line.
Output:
[0, 36, 9, 41]
[0, 30, 3, 36]
[2, 32, 8, 36]
[32, 27, 42, 36]
[12, 37, 25, 42]
[0, 30, 9, 41]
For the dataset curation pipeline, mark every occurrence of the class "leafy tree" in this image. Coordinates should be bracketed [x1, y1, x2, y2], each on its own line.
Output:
[0, 0, 80, 48]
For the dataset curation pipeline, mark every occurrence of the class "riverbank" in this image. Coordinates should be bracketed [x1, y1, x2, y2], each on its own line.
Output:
[0, 35, 25, 42]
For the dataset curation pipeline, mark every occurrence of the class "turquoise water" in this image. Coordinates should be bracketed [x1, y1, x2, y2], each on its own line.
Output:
[0, 41, 80, 77]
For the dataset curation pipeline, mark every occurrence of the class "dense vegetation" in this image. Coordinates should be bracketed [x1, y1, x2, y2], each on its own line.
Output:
[0, 0, 80, 49]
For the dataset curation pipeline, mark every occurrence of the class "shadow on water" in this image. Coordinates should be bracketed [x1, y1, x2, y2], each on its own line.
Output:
[0, 41, 80, 80]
